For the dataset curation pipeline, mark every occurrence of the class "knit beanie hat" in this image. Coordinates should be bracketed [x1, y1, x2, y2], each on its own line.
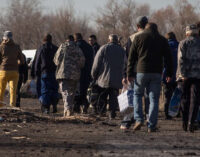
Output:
[3, 31, 13, 40]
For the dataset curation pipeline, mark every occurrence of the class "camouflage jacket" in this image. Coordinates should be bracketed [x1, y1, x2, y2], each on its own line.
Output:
[54, 41, 85, 80]
[177, 36, 200, 80]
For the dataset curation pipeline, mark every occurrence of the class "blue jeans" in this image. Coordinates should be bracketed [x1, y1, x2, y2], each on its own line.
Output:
[39, 73, 59, 108]
[134, 73, 161, 129]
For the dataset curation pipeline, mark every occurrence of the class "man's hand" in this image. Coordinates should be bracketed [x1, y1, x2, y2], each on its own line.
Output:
[127, 77, 134, 83]
[182, 77, 187, 81]
[122, 78, 127, 85]
[166, 77, 171, 83]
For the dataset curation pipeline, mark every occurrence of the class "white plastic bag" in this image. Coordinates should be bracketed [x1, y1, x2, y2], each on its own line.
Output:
[118, 86, 134, 114]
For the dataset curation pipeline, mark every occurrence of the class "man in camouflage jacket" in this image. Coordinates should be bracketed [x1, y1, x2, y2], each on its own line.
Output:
[54, 35, 85, 117]
[177, 24, 200, 132]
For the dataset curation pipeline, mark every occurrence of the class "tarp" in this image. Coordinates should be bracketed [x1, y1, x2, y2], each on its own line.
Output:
[22, 49, 36, 60]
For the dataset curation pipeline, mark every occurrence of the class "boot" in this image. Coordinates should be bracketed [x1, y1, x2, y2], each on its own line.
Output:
[41, 105, 50, 114]
[52, 105, 57, 113]
[189, 123, 194, 133]
[182, 121, 188, 132]
[109, 111, 116, 120]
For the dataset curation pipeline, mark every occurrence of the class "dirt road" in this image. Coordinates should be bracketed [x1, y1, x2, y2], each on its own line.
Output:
[0, 98, 200, 157]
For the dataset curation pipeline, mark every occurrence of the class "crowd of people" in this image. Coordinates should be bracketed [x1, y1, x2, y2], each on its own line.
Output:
[0, 15, 200, 133]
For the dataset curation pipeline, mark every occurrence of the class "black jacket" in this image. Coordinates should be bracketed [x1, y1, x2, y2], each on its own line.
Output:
[76, 40, 94, 95]
[35, 42, 58, 76]
[19, 54, 28, 83]
[92, 42, 100, 56]
[127, 29, 173, 77]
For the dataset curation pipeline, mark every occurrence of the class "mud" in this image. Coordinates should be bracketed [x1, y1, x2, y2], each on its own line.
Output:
[0, 98, 200, 157]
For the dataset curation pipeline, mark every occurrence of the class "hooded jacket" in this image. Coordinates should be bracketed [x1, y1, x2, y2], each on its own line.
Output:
[162, 39, 179, 83]
[0, 39, 24, 71]
[35, 42, 58, 76]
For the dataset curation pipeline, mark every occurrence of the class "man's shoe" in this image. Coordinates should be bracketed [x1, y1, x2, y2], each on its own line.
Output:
[16, 103, 20, 108]
[73, 106, 80, 113]
[133, 122, 143, 131]
[64, 110, 73, 117]
[82, 105, 88, 114]
[41, 105, 45, 113]
[41, 106, 49, 114]
[44, 109, 50, 114]
[120, 121, 131, 130]
[182, 121, 188, 132]
[0, 101, 7, 107]
[91, 106, 97, 115]
[52, 106, 57, 113]
[189, 123, 194, 133]
[109, 112, 116, 120]
[165, 116, 172, 120]
[147, 127, 157, 133]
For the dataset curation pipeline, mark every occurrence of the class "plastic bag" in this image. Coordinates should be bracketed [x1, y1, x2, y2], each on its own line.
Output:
[168, 86, 182, 117]
[118, 84, 134, 114]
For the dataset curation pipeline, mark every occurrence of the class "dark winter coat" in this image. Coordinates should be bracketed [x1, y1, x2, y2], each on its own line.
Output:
[162, 39, 179, 83]
[91, 42, 126, 89]
[35, 42, 58, 76]
[18, 54, 28, 83]
[92, 42, 100, 56]
[76, 40, 94, 95]
[127, 29, 173, 78]
[177, 35, 200, 80]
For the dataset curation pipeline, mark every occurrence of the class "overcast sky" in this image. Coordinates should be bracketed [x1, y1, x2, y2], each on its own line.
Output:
[1, 0, 199, 20]
[0, 0, 178, 14]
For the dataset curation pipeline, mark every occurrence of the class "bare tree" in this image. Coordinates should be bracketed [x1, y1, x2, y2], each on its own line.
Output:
[151, 0, 199, 40]
[95, 0, 150, 44]
[46, 4, 75, 45]
[0, 0, 45, 49]
[1, 0, 199, 49]
[174, 0, 199, 40]
[151, 6, 178, 35]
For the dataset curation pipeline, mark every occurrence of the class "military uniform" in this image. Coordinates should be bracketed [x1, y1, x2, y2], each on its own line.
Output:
[54, 41, 85, 115]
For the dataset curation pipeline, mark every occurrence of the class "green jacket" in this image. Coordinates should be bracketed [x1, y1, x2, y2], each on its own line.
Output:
[127, 29, 173, 77]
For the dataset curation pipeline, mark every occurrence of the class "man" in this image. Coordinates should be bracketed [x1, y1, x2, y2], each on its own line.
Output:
[16, 53, 28, 107]
[127, 23, 173, 132]
[177, 24, 200, 132]
[54, 35, 85, 117]
[74, 33, 94, 113]
[163, 32, 179, 119]
[31, 49, 42, 98]
[121, 16, 149, 130]
[0, 31, 24, 107]
[125, 16, 148, 57]
[91, 34, 126, 119]
[35, 34, 58, 114]
[88, 35, 100, 56]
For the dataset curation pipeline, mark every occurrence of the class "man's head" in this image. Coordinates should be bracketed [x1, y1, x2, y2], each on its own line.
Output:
[186, 24, 198, 37]
[108, 34, 118, 43]
[89, 35, 97, 46]
[3, 31, 13, 40]
[136, 16, 148, 30]
[165, 32, 177, 40]
[66, 35, 74, 42]
[145, 22, 158, 33]
[43, 33, 52, 43]
[74, 33, 83, 42]
[196, 21, 200, 36]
